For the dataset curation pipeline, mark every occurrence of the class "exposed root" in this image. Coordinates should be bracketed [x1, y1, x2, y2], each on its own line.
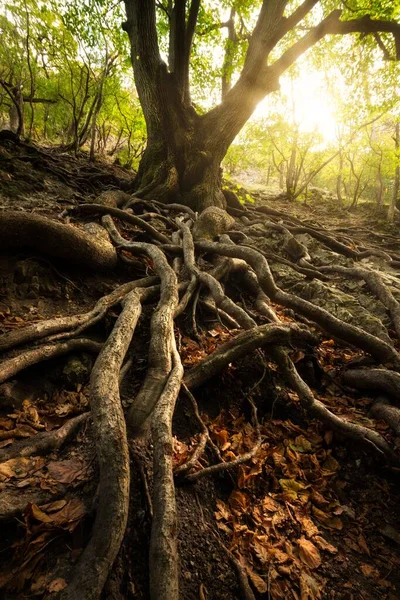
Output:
[343, 368, 400, 399]
[57, 290, 142, 600]
[185, 323, 318, 391]
[370, 397, 400, 437]
[185, 397, 261, 482]
[320, 264, 400, 340]
[72, 203, 172, 244]
[0, 276, 157, 353]
[2, 187, 400, 600]
[0, 338, 102, 386]
[0, 413, 89, 461]
[195, 241, 400, 369]
[271, 348, 399, 465]
[0, 211, 117, 270]
[102, 215, 180, 434]
[149, 338, 183, 600]
[213, 534, 257, 600]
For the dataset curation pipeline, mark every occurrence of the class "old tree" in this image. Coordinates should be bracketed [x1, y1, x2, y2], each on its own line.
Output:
[123, 0, 400, 210]
[2, 1, 400, 600]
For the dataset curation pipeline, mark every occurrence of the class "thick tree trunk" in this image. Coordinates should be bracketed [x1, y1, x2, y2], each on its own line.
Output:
[122, 0, 279, 212]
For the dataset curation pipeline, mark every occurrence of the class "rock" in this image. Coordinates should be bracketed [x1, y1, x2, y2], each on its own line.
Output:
[95, 190, 131, 208]
[192, 207, 235, 240]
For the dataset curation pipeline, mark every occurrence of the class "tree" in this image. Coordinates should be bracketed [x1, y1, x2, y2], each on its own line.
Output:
[122, 0, 400, 211]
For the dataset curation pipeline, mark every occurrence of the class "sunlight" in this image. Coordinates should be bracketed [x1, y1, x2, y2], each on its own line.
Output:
[254, 69, 338, 144]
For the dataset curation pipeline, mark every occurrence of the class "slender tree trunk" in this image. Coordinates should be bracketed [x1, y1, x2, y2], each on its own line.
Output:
[375, 164, 384, 207]
[388, 122, 400, 223]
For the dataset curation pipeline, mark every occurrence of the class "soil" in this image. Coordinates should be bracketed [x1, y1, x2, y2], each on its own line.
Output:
[0, 136, 399, 600]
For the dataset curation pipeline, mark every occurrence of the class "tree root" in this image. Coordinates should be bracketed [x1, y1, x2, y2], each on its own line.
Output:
[319, 264, 400, 340]
[72, 203, 172, 244]
[271, 348, 399, 464]
[370, 397, 400, 437]
[103, 215, 180, 434]
[0, 413, 89, 461]
[0, 338, 102, 386]
[342, 368, 400, 400]
[57, 290, 142, 600]
[185, 323, 318, 390]
[0, 211, 118, 270]
[185, 397, 261, 482]
[0, 276, 157, 353]
[2, 192, 400, 600]
[149, 338, 183, 600]
[195, 241, 400, 369]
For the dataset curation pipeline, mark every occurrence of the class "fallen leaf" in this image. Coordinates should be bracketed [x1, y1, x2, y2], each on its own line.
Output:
[361, 563, 380, 578]
[246, 567, 268, 593]
[357, 533, 370, 556]
[312, 506, 342, 530]
[299, 571, 322, 600]
[48, 578, 68, 593]
[47, 459, 85, 484]
[298, 537, 321, 569]
[279, 479, 309, 501]
[228, 490, 249, 513]
[313, 536, 337, 554]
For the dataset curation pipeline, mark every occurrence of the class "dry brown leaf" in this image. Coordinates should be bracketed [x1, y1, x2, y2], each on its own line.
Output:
[50, 498, 86, 531]
[313, 536, 337, 554]
[298, 537, 321, 569]
[40, 499, 68, 513]
[299, 571, 322, 600]
[263, 495, 280, 512]
[215, 499, 230, 521]
[254, 541, 269, 564]
[245, 567, 268, 593]
[357, 533, 370, 556]
[47, 459, 85, 484]
[361, 563, 380, 578]
[0, 417, 14, 430]
[29, 503, 54, 524]
[321, 455, 340, 475]
[312, 506, 342, 530]
[228, 490, 249, 513]
[300, 515, 319, 538]
[48, 578, 68, 593]
[0, 456, 43, 481]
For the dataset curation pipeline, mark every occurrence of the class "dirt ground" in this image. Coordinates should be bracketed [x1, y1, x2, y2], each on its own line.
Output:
[0, 135, 399, 600]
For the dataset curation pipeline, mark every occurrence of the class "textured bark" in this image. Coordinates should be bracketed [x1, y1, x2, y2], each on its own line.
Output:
[58, 290, 141, 600]
[0, 211, 117, 270]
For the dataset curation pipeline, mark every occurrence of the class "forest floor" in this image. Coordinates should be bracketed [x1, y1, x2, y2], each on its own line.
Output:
[0, 134, 399, 600]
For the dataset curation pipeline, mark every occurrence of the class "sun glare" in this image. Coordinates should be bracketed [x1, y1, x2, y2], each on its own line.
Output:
[254, 69, 338, 145]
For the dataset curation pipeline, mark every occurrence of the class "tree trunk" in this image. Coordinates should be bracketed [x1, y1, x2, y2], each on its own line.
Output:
[388, 122, 400, 223]
[123, 0, 279, 212]
[375, 163, 384, 207]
